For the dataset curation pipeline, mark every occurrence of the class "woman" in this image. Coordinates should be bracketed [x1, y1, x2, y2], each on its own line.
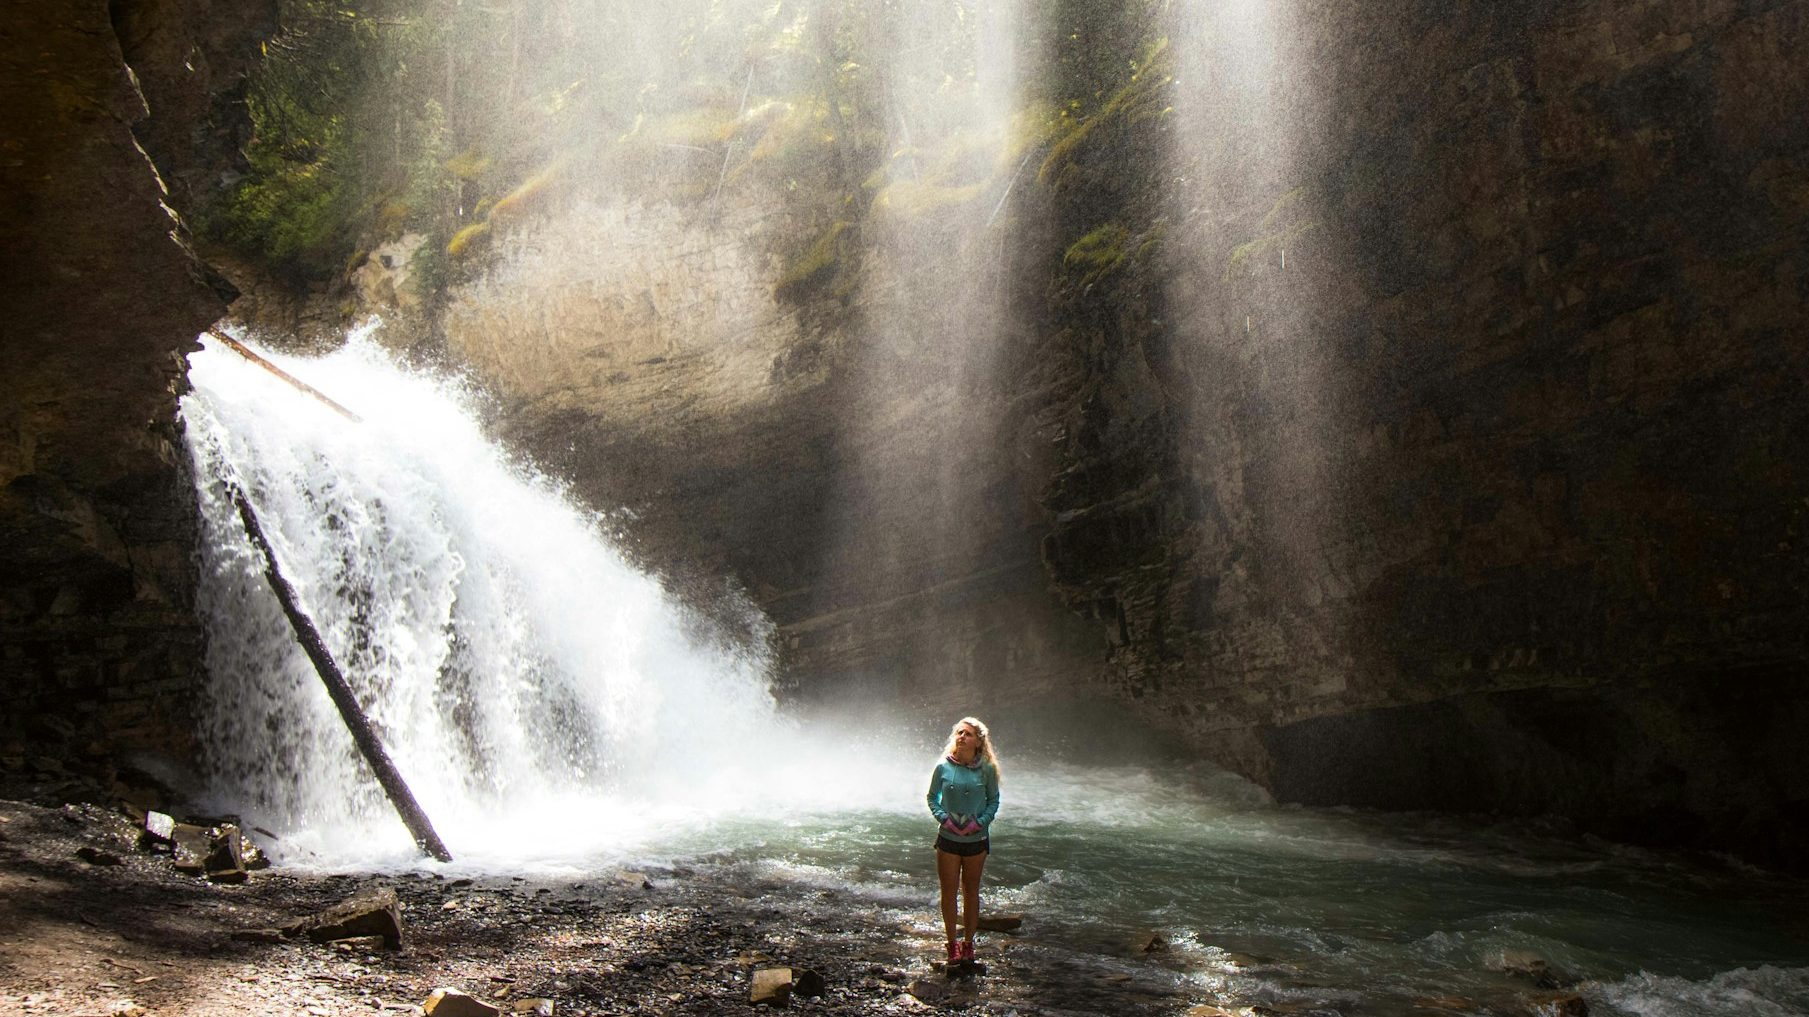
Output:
[926, 716, 1001, 965]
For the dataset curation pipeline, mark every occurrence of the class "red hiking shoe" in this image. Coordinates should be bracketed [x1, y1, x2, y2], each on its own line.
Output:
[959, 940, 976, 962]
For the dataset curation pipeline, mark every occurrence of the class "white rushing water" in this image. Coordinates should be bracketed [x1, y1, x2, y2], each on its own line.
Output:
[182, 326, 922, 870]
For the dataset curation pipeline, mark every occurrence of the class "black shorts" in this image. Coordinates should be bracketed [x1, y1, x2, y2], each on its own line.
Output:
[935, 835, 989, 857]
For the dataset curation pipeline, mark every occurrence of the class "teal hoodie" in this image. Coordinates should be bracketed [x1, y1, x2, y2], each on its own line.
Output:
[927, 756, 1000, 843]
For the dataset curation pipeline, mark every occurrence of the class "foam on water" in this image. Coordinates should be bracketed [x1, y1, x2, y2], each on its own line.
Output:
[1585, 965, 1809, 1017]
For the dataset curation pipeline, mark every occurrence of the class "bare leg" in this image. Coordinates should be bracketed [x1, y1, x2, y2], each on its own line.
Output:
[959, 851, 987, 947]
[936, 847, 961, 946]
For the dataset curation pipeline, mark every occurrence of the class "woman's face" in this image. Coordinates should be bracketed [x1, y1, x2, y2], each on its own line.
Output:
[955, 723, 981, 755]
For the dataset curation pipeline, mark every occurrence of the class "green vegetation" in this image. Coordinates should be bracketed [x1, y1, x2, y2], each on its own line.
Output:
[1223, 186, 1320, 282]
[199, 0, 463, 284]
[1063, 220, 1167, 288]
[206, 0, 1181, 306]
[774, 219, 852, 303]
[1038, 36, 1174, 191]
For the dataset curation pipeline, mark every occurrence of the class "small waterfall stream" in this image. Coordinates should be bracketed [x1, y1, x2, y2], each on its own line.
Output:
[182, 326, 801, 868]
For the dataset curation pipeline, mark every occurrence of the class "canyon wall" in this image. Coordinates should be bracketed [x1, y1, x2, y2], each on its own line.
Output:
[0, 0, 272, 760]
[444, 0, 1809, 864]
[1033, 0, 1809, 863]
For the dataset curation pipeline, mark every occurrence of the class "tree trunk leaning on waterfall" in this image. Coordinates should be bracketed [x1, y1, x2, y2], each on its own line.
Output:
[928, 717, 1001, 967]
[226, 478, 453, 862]
[207, 329, 449, 861]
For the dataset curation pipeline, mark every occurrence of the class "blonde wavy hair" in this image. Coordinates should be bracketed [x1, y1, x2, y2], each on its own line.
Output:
[940, 716, 1002, 781]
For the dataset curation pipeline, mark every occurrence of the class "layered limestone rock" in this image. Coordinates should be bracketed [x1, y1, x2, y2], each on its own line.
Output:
[443, 196, 1104, 710]
[1031, 0, 1809, 863]
[0, 0, 273, 754]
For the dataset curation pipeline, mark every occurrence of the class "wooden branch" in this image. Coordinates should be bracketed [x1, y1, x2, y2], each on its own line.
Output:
[207, 329, 362, 423]
[224, 476, 453, 863]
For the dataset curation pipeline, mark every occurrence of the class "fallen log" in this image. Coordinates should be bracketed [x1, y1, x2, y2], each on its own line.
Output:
[224, 475, 452, 862]
[206, 327, 361, 422]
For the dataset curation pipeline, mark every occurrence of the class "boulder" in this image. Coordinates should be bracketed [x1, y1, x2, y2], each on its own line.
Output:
[750, 968, 793, 1007]
[170, 824, 212, 873]
[792, 968, 826, 998]
[976, 914, 1023, 932]
[205, 824, 248, 883]
[905, 978, 947, 1002]
[423, 987, 502, 1017]
[240, 835, 270, 870]
[142, 811, 176, 846]
[283, 888, 405, 949]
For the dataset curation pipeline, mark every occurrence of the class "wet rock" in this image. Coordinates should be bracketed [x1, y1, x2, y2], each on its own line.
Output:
[170, 824, 212, 874]
[1141, 932, 1169, 953]
[750, 968, 793, 1007]
[282, 888, 404, 949]
[976, 914, 1023, 932]
[1186, 1006, 1244, 1017]
[141, 811, 175, 847]
[792, 967, 826, 998]
[1527, 994, 1588, 1017]
[76, 846, 124, 866]
[616, 870, 653, 890]
[423, 987, 503, 1017]
[205, 824, 248, 883]
[905, 977, 948, 1002]
[240, 835, 269, 870]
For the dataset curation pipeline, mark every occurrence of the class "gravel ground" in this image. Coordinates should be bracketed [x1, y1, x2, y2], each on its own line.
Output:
[0, 798, 1199, 1017]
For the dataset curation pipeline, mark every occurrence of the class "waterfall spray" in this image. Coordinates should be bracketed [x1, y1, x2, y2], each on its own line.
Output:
[181, 325, 787, 869]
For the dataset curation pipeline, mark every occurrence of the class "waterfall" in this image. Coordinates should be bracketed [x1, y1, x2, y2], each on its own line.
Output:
[180, 325, 786, 869]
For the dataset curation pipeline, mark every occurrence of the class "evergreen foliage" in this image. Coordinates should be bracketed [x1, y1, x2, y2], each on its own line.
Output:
[203, 0, 1174, 298]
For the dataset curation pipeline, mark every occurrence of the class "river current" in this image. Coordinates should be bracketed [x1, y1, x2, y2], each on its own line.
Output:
[180, 330, 1809, 1017]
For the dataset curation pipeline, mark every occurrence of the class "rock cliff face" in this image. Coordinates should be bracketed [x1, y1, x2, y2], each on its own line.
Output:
[0, 0, 273, 755]
[446, 0, 1809, 865]
[1032, 0, 1809, 864]
[442, 197, 1106, 713]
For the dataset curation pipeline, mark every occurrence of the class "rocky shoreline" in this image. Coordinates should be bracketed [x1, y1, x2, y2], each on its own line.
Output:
[0, 795, 1212, 1017]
